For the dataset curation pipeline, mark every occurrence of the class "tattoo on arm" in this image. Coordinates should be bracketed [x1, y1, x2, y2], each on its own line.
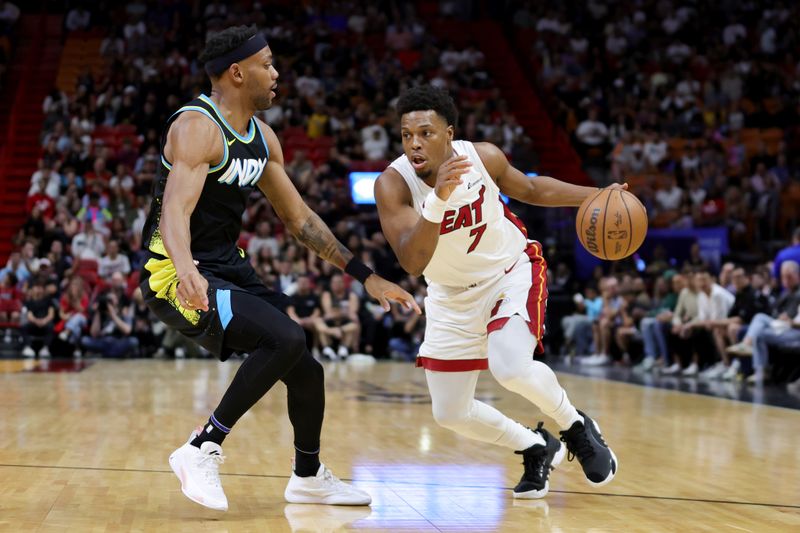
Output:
[295, 211, 352, 268]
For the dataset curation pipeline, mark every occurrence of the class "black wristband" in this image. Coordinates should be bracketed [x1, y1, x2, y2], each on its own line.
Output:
[344, 258, 374, 284]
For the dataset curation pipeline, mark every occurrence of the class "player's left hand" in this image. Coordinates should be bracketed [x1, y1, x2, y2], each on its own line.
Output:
[364, 275, 422, 315]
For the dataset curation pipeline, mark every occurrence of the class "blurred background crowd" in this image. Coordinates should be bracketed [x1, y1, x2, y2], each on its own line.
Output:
[0, 0, 799, 390]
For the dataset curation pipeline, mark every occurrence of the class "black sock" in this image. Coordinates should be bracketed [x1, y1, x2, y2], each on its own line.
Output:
[294, 448, 321, 477]
[190, 414, 230, 448]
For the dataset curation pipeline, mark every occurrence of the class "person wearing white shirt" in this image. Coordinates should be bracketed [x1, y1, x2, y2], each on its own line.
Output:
[681, 273, 735, 376]
[361, 123, 389, 161]
[655, 176, 684, 212]
[98, 240, 131, 280]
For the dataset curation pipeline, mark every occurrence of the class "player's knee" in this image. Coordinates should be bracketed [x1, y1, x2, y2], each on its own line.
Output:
[270, 321, 307, 362]
[431, 403, 471, 430]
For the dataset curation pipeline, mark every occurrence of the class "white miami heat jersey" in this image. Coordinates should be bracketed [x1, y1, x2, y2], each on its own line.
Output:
[389, 140, 528, 288]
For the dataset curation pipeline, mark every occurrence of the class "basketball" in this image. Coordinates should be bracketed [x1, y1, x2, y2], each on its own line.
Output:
[576, 188, 648, 260]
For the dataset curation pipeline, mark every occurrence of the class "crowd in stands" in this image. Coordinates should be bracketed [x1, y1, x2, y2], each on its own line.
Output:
[1, 1, 799, 393]
[557, 228, 800, 390]
[505, 0, 800, 253]
[1, 0, 527, 362]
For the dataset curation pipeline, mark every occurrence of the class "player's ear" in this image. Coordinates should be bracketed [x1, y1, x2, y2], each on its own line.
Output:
[446, 125, 454, 141]
[229, 63, 244, 84]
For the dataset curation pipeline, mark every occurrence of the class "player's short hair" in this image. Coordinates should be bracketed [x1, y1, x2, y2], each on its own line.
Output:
[199, 25, 259, 76]
[396, 85, 458, 127]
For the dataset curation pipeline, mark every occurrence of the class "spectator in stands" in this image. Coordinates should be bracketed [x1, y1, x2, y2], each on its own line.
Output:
[582, 277, 624, 366]
[98, 239, 130, 280]
[71, 222, 105, 260]
[634, 273, 683, 373]
[387, 278, 424, 361]
[683, 272, 735, 377]
[287, 275, 321, 354]
[575, 109, 609, 158]
[80, 290, 138, 358]
[361, 121, 390, 161]
[0, 271, 22, 324]
[21, 282, 55, 358]
[663, 271, 700, 375]
[317, 273, 360, 360]
[65, 3, 91, 32]
[562, 285, 602, 357]
[29, 165, 61, 199]
[727, 260, 800, 383]
[56, 276, 89, 354]
[773, 228, 800, 284]
[0, 251, 29, 283]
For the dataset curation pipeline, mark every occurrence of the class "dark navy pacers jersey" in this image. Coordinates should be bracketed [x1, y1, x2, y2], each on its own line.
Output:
[142, 94, 270, 269]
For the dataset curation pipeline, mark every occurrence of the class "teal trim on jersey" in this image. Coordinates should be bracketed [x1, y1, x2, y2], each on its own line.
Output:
[256, 121, 270, 161]
[198, 94, 256, 143]
[161, 106, 229, 173]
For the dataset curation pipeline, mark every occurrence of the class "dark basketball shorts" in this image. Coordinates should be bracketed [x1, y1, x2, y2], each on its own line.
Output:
[139, 253, 289, 361]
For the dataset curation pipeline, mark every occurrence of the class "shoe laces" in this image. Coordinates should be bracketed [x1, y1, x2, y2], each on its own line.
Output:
[515, 422, 550, 485]
[196, 452, 225, 487]
[319, 467, 354, 491]
[560, 423, 595, 463]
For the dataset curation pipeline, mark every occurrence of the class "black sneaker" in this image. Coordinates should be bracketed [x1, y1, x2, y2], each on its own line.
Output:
[513, 422, 566, 499]
[559, 410, 618, 486]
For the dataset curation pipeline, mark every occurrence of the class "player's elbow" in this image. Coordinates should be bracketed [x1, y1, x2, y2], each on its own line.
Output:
[399, 255, 425, 277]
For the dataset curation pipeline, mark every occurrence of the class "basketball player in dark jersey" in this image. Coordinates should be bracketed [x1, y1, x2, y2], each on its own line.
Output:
[140, 26, 420, 511]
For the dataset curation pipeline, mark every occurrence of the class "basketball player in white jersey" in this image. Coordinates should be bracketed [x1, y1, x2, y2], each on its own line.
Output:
[375, 86, 623, 498]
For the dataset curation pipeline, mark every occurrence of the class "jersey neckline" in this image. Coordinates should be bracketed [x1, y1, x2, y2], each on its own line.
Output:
[198, 94, 256, 143]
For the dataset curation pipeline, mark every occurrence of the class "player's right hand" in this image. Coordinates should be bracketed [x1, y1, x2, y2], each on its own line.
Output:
[177, 266, 209, 312]
[434, 154, 472, 201]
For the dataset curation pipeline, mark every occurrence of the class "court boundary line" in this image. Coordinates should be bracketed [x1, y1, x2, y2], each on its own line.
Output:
[553, 366, 800, 413]
[2, 462, 798, 510]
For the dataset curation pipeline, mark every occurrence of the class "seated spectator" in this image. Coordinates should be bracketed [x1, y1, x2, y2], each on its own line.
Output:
[56, 276, 89, 355]
[655, 175, 684, 215]
[387, 278, 424, 361]
[662, 271, 700, 374]
[247, 220, 280, 258]
[0, 251, 29, 284]
[635, 273, 684, 373]
[361, 122, 389, 161]
[574, 109, 609, 158]
[727, 260, 800, 383]
[0, 271, 22, 324]
[71, 223, 106, 260]
[98, 239, 131, 280]
[682, 272, 735, 376]
[80, 290, 138, 358]
[21, 283, 56, 358]
[131, 287, 162, 357]
[581, 277, 624, 366]
[316, 273, 360, 359]
[287, 275, 321, 354]
[773, 228, 800, 283]
[562, 285, 601, 357]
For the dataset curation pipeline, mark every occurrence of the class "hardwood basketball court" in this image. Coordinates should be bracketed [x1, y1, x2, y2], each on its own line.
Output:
[1, 359, 798, 532]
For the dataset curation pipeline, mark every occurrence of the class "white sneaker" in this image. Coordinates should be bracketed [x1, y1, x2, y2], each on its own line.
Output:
[321, 346, 338, 360]
[39, 346, 51, 358]
[681, 363, 699, 376]
[580, 354, 611, 366]
[633, 357, 656, 373]
[726, 342, 753, 356]
[73, 349, 82, 358]
[337, 345, 349, 359]
[169, 432, 228, 511]
[787, 378, 800, 395]
[285, 463, 371, 505]
[660, 362, 682, 375]
[700, 362, 726, 380]
[174, 347, 186, 359]
[746, 370, 765, 385]
[721, 360, 739, 381]
[22, 346, 36, 358]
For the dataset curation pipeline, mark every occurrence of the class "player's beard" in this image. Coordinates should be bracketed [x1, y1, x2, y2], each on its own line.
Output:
[253, 91, 272, 111]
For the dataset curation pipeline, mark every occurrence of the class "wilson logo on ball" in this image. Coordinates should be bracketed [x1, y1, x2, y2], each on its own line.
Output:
[584, 208, 601, 253]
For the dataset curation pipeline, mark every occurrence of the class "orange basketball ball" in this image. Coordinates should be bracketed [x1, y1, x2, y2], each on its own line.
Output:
[576, 188, 648, 260]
